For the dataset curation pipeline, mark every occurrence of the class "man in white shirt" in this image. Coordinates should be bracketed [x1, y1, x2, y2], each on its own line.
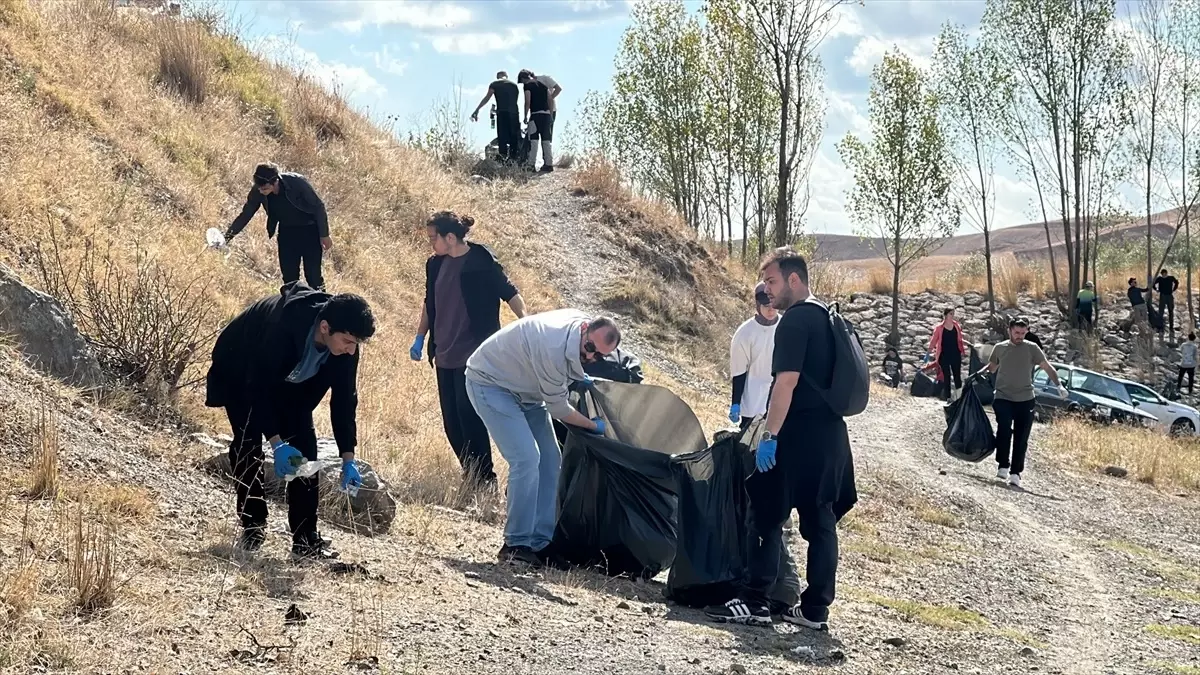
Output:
[729, 282, 779, 430]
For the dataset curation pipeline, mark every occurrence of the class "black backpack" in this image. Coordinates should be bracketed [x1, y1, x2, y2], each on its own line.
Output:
[800, 300, 871, 417]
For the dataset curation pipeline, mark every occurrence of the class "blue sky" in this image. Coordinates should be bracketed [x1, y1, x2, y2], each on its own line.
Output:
[214, 0, 1149, 237]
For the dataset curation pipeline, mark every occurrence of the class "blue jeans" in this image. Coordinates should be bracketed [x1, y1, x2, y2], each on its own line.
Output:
[465, 379, 562, 551]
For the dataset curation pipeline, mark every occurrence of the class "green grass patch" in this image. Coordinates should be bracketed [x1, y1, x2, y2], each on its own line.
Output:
[859, 593, 988, 630]
[1104, 539, 1158, 558]
[845, 540, 917, 564]
[994, 627, 1049, 649]
[1153, 662, 1200, 675]
[1147, 588, 1200, 604]
[915, 505, 961, 529]
[1147, 624, 1200, 645]
[1103, 540, 1200, 585]
[207, 33, 288, 138]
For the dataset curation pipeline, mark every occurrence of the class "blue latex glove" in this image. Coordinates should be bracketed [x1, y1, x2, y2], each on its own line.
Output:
[272, 442, 304, 479]
[755, 438, 777, 473]
[341, 460, 362, 491]
[729, 404, 741, 424]
[409, 334, 425, 362]
[589, 417, 607, 435]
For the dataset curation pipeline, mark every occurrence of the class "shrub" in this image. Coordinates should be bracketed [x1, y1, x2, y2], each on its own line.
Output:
[27, 402, 60, 500]
[66, 507, 116, 614]
[155, 18, 210, 104]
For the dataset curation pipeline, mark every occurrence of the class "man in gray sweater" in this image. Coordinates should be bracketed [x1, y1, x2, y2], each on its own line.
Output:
[465, 309, 620, 565]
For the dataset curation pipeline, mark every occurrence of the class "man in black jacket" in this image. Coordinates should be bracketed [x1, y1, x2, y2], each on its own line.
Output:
[206, 282, 375, 559]
[224, 163, 332, 290]
[1155, 268, 1179, 337]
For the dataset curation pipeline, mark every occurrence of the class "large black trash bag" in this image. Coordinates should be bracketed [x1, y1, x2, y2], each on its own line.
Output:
[969, 343, 996, 405]
[584, 347, 645, 384]
[665, 430, 752, 607]
[911, 370, 940, 398]
[551, 381, 706, 578]
[942, 385, 997, 462]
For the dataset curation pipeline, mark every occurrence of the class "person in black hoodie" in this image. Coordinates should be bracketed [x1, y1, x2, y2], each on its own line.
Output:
[410, 212, 527, 488]
[223, 163, 332, 290]
[206, 282, 375, 559]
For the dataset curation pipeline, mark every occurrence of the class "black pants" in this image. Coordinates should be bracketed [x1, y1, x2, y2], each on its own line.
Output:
[1161, 294, 1176, 332]
[277, 227, 324, 290]
[436, 366, 496, 485]
[1178, 367, 1195, 394]
[939, 356, 962, 399]
[1078, 307, 1094, 331]
[225, 401, 320, 543]
[528, 111, 554, 142]
[741, 502, 838, 622]
[495, 110, 520, 161]
[993, 397, 1036, 476]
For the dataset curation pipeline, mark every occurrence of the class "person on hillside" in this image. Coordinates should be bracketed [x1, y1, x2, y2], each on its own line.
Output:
[973, 316, 1065, 490]
[470, 71, 521, 163]
[518, 69, 557, 173]
[1178, 333, 1197, 396]
[706, 247, 856, 632]
[1076, 281, 1097, 331]
[729, 282, 779, 430]
[1128, 277, 1151, 328]
[223, 163, 332, 290]
[881, 347, 903, 388]
[465, 310, 620, 565]
[1155, 268, 1179, 337]
[410, 211, 528, 489]
[930, 308, 967, 401]
[205, 283, 375, 559]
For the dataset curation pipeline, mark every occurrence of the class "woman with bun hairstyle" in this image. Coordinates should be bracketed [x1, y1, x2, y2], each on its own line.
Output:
[411, 211, 528, 489]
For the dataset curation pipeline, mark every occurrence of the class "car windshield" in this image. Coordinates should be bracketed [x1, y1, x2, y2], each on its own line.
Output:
[1069, 370, 1133, 405]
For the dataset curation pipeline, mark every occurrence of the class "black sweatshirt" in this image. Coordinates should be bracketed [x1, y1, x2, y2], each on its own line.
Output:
[225, 172, 330, 241]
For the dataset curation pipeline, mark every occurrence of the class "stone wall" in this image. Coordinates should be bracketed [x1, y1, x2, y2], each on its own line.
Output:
[837, 290, 1181, 390]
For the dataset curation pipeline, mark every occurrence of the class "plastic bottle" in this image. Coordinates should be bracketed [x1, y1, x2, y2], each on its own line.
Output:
[205, 227, 227, 248]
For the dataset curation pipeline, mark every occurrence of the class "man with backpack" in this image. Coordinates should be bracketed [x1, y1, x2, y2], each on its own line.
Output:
[706, 247, 860, 632]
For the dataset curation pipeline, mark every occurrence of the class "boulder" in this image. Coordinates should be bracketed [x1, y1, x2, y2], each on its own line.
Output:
[0, 264, 103, 388]
[201, 437, 397, 535]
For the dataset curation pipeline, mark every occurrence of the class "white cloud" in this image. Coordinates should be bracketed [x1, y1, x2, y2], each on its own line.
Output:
[331, 2, 474, 32]
[257, 36, 386, 98]
[826, 3, 864, 39]
[370, 44, 409, 76]
[847, 34, 934, 77]
[826, 90, 869, 138]
[429, 29, 533, 55]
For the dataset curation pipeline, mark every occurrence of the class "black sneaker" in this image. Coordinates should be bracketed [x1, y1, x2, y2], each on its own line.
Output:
[236, 527, 265, 553]
[498, 544, 542, 566]
[781, 605, 829, 631]
[539, 165, 554, 173]
[292, 531, 338, 562]
[534, 542, 571, 570]
[704, 599, 771, 626]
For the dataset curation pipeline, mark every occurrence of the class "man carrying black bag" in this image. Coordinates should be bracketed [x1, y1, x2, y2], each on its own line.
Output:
[973, 316, 1065, 490]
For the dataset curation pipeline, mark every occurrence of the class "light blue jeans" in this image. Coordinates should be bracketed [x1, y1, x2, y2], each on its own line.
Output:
[465, 379, 562, 551]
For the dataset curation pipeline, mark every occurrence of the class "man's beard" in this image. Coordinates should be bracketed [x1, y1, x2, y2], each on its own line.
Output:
[772, 287, 795, 310]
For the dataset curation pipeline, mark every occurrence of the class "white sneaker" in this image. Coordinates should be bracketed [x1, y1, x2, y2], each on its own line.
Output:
[1009, 473, 1022, 488]
[996, 467, 1010, 480]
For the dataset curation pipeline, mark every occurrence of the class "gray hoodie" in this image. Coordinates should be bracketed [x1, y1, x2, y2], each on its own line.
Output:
[1181, 340, 1198, 369]
[466, 309, 589, 419]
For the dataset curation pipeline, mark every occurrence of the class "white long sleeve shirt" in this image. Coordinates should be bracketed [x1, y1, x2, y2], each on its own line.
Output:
[730, 316, 778, 417]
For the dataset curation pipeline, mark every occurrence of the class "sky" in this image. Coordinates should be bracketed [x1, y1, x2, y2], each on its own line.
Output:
[212, 0, 1151, 237]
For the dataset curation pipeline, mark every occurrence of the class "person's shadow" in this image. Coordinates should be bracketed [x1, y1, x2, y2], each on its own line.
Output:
[440, 555, 669, 607]
[960, 472, 1065, 501]
[663, 605, 848, 666]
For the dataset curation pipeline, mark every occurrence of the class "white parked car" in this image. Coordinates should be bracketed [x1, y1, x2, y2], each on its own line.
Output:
[1114, 377, 1200, 436]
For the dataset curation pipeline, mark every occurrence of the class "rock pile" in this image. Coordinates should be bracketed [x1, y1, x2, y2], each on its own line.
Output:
[838, 290, 1184, 391]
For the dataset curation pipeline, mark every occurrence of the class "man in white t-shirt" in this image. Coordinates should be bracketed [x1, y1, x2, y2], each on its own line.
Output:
[729, 282, 779, 429]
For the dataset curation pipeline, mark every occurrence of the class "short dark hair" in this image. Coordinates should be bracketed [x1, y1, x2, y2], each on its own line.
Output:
[252, 162, 280, 186]
[427, 211, 474, 241]
[319, 294, 376, 342]
[496, 70, 507, 79]
[943, 307, 955, 318]
[588, 316, 621, 349]
[1008, 316, 1029, 328]
[1190, 333, 1196, 341]
[1161, 268, 1169, 274]
[1129, 277, 1137, 285]
[517, 69, 534, 83]
[760, 246, 809, 286]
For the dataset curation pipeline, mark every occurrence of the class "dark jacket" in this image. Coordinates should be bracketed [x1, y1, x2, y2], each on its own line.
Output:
[225, 172, 330, 241]
[205, 282, 359, 453]
[424, 243, 519, 366]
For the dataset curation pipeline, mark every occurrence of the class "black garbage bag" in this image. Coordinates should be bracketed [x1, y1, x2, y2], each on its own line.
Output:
[942, 384, 996, 462]
[665, 430, 751, 606]
[911, 370, 940, 398]
[968, 343, 996, 405]
[551, 381, 707, 579]
[584, 347, 645, 384]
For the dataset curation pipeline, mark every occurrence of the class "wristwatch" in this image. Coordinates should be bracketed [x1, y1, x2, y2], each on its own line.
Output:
[761, 431, 777, 443]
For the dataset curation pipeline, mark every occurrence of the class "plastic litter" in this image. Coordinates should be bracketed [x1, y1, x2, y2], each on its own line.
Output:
[205, 227, 227, 248]
[942, 384, 996, 462]
[283, 459, 359, 496]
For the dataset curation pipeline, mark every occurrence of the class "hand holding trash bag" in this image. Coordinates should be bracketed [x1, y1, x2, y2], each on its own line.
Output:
[755, 437, 777, 472]
[272, 442, 305, 479]
[942, 386, 996, 463]
[569, 376, 596, 393]
[589, 417, 607, 435]
[728, 404, 740, 424]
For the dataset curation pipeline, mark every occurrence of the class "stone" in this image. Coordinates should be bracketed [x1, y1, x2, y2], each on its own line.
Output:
[1019, 647, 1038, 657]
[0, 264, 103, 388]
[617, 601, 631, 610]
[883, 637, 907, 647]
[201, 437, 397, 534]
[1103, 466, 1129, 479]
[727, 665, 747, 674]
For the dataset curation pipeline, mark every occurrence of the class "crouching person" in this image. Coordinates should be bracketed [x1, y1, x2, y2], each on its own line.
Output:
[465, 310, 620, 565]
[205, 282, 376, 560]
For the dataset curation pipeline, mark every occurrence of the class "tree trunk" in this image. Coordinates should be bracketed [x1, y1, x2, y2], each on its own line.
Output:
[890, 259, 902, 347]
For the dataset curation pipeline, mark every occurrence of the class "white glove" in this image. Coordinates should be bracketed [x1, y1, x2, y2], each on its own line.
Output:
[1056, 385, 1069, 400]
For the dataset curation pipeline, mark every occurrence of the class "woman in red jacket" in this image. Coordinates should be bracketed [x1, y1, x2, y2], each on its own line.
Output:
[930, 307, 967, 400]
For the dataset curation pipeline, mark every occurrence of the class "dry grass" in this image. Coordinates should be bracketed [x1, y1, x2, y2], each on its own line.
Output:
[70, 483, 156, 521]
[154, 17, 209, 104]
[66, 506, 118, 614]
[27, 403, 60, 500]
[994, 258, 1033, 309]
[866, 267, 893, 295]
[1046, 418, 1200, 490]
[857, 592, 989, 630]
